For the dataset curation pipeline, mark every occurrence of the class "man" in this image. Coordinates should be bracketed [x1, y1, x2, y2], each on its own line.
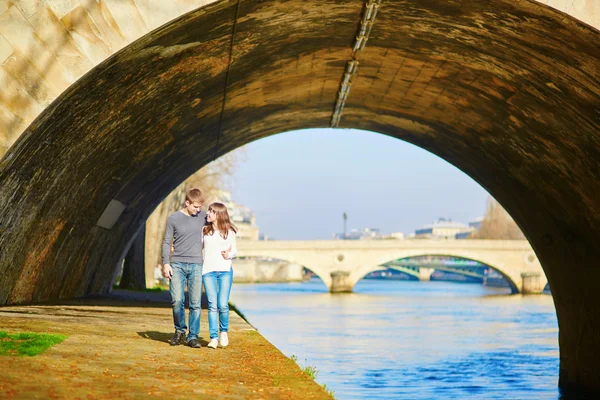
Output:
[162, 188, 206, 348]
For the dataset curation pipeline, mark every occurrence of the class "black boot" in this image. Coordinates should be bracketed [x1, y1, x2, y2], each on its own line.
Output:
[169, 332, 185, 346]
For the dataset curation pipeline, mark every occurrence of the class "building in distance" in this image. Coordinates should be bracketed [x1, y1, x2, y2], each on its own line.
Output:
[414, 217, 475, 240]
[334, 228, 404, 240]
[455, 217, 484, 239]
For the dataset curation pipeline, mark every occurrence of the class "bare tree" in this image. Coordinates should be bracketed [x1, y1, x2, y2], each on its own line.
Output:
[124, 149, 246, 289]
[471, 197, 525, 240]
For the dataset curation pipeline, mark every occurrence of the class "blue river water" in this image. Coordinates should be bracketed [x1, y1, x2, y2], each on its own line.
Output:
[229, 279, 559, 399]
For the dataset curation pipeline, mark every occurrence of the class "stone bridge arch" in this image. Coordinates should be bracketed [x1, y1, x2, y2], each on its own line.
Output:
[236, 239, 542, 293]
[353, 253, 526, 294]
[1, 1, 598, 154]
[1, 0, 600, 395]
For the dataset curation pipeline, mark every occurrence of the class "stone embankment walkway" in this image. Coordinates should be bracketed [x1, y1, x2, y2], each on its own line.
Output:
[0, 290, 332, 399]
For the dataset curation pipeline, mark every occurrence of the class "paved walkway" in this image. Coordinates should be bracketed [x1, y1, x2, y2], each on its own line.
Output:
[0, 291, 332, 399]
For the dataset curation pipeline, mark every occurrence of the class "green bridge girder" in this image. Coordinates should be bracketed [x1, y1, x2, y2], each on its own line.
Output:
[383, 260, 487, 280]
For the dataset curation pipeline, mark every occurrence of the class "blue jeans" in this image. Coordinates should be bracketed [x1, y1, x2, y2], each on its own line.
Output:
[170, 262, 202, 342]
[203, 270, 233, 339]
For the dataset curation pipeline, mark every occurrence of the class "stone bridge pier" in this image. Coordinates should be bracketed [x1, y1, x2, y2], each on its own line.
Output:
[418, 267, 435, 282]
[330, 271, 352, 293]
[521, 272, 546, 294]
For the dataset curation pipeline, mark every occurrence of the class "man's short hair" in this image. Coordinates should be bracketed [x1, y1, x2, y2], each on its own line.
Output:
[186, 188, 204, 204]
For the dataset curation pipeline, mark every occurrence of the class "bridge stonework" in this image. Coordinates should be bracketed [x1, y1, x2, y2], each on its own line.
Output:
[236, 239, 546, 294]
[2, 0, 600, 396]
[0, 1, 599, 156]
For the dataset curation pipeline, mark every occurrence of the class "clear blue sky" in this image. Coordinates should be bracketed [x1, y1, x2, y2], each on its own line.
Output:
[228, 128, 489, 240]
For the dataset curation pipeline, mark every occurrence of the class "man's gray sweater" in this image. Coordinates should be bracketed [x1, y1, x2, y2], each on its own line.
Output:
[162, 210, 206, 265]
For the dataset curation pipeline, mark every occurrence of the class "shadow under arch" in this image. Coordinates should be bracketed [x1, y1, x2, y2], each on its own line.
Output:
[356, 255, 520, 294]
[1, 0, 600, 395]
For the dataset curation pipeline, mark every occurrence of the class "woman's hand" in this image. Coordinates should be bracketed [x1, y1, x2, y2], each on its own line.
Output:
[221, 245, 232, 260]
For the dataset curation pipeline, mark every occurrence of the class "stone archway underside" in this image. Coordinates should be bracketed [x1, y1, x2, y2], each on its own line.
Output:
[1, 0, 600, 395]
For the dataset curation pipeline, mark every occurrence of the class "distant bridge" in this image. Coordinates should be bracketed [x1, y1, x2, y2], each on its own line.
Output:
[236, 239, 546, 294]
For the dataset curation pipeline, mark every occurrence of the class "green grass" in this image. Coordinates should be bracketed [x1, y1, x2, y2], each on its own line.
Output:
[290, 354, 336, 398]
[144, 286, 164, 292]
[0, 331, 67, 356]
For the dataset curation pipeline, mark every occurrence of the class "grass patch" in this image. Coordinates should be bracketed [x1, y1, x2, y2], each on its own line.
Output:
[144, 286, 164, 292]
[0, 331, 67, 356]
[303, 364, 318, 380]
[290, 355, 336, 398]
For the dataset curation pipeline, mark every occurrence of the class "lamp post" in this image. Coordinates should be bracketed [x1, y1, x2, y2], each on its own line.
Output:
[343, 212, 347, 240]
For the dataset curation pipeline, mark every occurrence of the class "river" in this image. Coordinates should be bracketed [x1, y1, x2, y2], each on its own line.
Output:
[229, 279, 559, 399]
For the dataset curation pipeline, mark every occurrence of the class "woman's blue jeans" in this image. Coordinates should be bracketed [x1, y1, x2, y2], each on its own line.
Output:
[202, 270, 233, 339]
[169, 262, 202, 342]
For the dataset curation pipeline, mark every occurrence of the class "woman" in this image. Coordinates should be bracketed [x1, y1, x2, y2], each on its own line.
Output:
[203, 202, 237, 349]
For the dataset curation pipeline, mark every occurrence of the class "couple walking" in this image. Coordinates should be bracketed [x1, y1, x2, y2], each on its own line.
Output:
[161, 188, 237, 349]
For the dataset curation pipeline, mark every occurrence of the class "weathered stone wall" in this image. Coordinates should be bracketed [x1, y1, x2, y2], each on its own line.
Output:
[0, 0, 216, 155]
[0, 0, 599, 157]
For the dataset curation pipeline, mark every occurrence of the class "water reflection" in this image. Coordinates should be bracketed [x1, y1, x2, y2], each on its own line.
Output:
[230, 279, 559, 399]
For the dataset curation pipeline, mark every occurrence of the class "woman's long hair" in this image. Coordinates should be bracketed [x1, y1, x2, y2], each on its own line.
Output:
[203, 202, 238, 239]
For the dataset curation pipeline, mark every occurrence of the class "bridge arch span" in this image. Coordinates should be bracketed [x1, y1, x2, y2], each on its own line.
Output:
[237, 243, 534, 294]
[353, 254, 521, 294]
[1, 1, 599, 156]
[352, 250, 542, 295]
[1, 0, 600, 395]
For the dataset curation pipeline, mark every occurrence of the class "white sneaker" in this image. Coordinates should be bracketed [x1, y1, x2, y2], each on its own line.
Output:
[207, 338, 218, 349]
[219, 332, 229, 348]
